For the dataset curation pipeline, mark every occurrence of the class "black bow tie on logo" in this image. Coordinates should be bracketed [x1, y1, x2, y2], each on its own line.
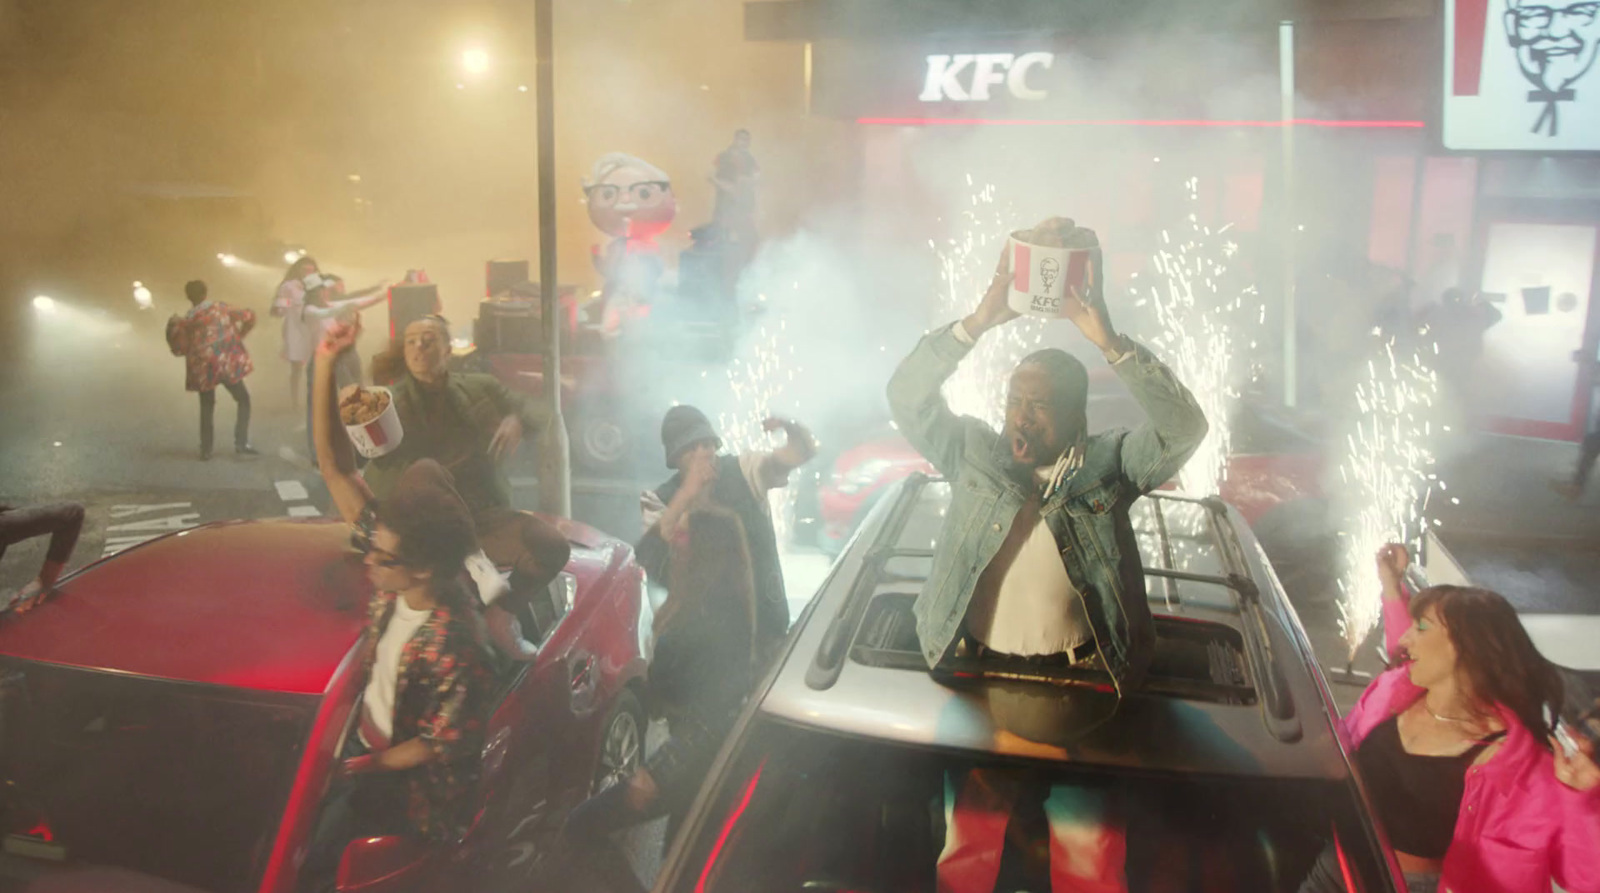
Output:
[1530, 87, 1578, 136]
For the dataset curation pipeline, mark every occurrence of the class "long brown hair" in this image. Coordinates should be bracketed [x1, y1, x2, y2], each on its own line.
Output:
[656, 507, 757, 664]
[1410, 585, 1564, 742]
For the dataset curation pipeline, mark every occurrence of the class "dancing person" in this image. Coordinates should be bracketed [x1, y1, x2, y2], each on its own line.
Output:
[887, 221, 1207, 695]
[361, 315, 570, 659]
[299, 273, 388, 463]
[563, 507, 758, 893]
[1299, 545, 1600, 893]
[0, 502, 85, 613]
[709, 128, 760, 283]
[302, 325, 492, 890]
[637, 406, 815, 662]
[166, 279, 257, 460]
[272, 254, 319, 411]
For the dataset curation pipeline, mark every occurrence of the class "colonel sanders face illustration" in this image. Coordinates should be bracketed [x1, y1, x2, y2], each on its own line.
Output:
[583, 153, 677, 241]
[1505, 0, 1600, 134]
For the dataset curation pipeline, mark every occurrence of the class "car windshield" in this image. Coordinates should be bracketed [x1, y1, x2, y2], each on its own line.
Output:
[669, 717, 1394, 893]
[0, 660, 314, 893]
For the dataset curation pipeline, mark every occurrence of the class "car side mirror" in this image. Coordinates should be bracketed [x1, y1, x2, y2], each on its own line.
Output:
[336, 835, 429, 892]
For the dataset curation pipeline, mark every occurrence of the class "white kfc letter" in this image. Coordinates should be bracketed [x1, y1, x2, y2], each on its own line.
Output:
[969, 54, 1016, 101]
[920, 54, 975, 102]
[1007, 52, 1054, 100]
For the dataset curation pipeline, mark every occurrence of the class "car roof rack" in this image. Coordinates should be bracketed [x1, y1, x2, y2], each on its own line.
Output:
[804, 475, 1303, 743]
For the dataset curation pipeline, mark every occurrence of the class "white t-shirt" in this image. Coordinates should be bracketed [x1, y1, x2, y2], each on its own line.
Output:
[361, 595, 433, 746]
[964, 467, 1092, 657]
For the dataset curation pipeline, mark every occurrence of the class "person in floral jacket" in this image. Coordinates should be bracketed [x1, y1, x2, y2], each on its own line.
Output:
[305, 318, 494, 869]
[165, 279, 258, 459]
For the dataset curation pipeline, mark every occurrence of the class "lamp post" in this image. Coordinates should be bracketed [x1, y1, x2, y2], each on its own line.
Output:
[534, 0, 571, 517]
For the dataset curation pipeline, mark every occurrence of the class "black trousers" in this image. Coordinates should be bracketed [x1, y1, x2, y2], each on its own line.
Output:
[0, 503, 85, 566]
[199, 380, 251, 452]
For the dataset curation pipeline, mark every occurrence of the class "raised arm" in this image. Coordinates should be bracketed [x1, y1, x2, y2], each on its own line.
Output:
[312, 322, 376, 524]
[1375, 543, 1414, 658]
[302, 291, 386, 322]
[887, 252, 1014, 478]
[759, 416, 817, 485]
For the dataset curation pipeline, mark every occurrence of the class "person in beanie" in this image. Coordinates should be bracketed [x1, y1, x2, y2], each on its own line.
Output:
[637, 404, 815, 659]
[888, 220, 1207, 695]
[165, 279, 257, 460]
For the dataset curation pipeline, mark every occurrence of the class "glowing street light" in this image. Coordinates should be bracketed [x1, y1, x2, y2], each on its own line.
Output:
[132, 281, 153, 310]
[32, 295, 56, 313]
[461, 47, 490, 76]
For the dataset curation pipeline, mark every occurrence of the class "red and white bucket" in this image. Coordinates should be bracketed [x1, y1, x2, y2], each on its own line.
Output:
[1007, 232, 1097, 320]
[344, 387, 404, 458]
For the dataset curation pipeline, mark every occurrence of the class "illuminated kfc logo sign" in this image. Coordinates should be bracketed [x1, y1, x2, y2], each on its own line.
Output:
[1445, 0, 1600, 149]
[919, 52, 1055, 102]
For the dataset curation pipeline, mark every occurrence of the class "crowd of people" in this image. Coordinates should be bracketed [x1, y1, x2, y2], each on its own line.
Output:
[2, 216, 1596, 893]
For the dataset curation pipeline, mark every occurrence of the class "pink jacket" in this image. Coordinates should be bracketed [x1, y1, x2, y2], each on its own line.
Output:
[1341, 597, 1600, 893]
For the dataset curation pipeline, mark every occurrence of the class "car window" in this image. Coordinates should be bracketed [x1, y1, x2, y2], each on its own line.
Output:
[668, 717, 1393, 893]
[521, 571, 577, 646]
[0, 661, 313, 893]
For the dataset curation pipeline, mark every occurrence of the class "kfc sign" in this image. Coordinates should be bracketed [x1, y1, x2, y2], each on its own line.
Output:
[1444, 0, 1600, 150]
[919, 52, 1055, 102]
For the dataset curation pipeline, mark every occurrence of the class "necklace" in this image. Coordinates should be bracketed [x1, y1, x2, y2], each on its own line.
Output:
[1422, 697, 1475, 726]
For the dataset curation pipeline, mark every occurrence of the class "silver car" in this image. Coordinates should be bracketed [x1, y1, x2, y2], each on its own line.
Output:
[651, 474, 1404, 893]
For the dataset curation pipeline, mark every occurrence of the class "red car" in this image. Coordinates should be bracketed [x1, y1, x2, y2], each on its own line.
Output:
[0, 516, 649, 893]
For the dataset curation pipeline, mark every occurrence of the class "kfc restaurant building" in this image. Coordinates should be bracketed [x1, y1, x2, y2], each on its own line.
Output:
[748, 0, 1600, 443]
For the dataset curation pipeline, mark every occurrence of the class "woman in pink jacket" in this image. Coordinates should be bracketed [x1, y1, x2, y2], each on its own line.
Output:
[1303, 545, 1600, 893]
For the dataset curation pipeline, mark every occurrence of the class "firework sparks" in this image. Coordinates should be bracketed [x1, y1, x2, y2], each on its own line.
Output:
[1140, 178, 1265, 495]
[933, 179, 1045, 426]
[1332, 337, 1443, 657]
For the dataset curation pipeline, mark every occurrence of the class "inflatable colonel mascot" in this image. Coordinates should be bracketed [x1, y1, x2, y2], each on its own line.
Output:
[583, 153, 677, 332]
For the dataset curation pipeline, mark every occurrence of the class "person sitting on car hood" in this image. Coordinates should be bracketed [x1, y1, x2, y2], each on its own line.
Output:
[887, 221, 1207, 695]
[305, 321, 494, 871]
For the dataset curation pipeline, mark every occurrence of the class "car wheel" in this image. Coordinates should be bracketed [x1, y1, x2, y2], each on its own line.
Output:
[592, 690, 644, 795]
[573, 413, 629, 474]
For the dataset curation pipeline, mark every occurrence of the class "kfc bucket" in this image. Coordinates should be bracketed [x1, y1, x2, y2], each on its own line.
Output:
[1007, 220, 1102, 320]
[340, 386, 403, 458]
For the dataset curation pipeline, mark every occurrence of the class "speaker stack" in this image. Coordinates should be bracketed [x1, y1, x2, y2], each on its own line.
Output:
[387, 284, 442, 340]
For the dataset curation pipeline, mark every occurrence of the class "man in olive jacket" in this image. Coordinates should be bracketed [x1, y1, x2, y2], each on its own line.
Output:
[364, 314, 571, 660]
[888, 228, 1207, 695]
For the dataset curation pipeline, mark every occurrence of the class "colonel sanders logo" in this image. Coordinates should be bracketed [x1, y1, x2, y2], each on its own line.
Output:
[1505, 0, 1600, 135]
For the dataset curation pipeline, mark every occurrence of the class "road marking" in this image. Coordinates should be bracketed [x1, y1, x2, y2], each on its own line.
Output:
[288, 505, 322, 518]
[110, 502, 192, 518]
[102, 503, 200, 558]
[275, 480, 310, 502]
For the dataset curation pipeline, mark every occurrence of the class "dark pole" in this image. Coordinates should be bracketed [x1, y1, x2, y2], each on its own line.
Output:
[535, 0, 571, 517]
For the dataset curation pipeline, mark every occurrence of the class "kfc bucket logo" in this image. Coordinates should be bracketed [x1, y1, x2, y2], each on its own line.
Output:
[919, 52, 1055, 102]
[1445, 0, 1600, 149]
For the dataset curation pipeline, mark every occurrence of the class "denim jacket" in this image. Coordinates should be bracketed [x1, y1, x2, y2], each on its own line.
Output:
[886, 323, 1207, 694]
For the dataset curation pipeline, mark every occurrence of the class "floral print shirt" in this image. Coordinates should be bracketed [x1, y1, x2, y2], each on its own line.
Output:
[165, 301, 256, 392]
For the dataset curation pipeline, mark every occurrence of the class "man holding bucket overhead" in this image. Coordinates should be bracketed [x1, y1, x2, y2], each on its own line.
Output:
[887, 218, 1208, 696]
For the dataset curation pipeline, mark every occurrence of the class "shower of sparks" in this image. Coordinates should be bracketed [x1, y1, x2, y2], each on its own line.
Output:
[1332, 336, 1443, 657]
[1140, 177, 1265, 495]
[717, 289, 803, 543]
[933, 179, 1045, 426]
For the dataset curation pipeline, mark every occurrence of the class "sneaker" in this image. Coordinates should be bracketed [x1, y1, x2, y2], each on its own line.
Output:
[236, 444, 261, 457]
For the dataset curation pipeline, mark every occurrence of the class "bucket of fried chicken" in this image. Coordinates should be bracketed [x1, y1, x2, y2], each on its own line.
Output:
[340, 386, 403, 458]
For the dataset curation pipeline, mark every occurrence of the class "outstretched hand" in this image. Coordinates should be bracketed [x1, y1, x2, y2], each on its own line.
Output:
[1376, 543, 1410, 595]
[1060, 256, 1117, 350]
[963, 248, 1020, 337]
[318, 318, 361, 359]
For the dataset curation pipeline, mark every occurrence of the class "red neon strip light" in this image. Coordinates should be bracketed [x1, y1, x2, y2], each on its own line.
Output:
[856, 116, 1425, 129]
[695, 759, 767, 893]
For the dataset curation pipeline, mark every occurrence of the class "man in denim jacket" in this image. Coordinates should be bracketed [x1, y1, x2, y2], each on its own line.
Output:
[888, 230, 1207, 695]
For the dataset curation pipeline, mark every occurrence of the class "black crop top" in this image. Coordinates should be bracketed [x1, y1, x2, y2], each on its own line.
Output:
[1354, 713, 1506, 859]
